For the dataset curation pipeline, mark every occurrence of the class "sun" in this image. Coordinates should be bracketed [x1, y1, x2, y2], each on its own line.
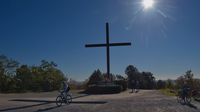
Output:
[142, 0, 154, 9]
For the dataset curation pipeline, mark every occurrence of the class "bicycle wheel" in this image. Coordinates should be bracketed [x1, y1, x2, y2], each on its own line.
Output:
[66, 94, 72, 104]
[185, 96, 192, 104]
[177, 96, 185, 104]
[56, 95, 63, 106]
[177, 95, 181, 102]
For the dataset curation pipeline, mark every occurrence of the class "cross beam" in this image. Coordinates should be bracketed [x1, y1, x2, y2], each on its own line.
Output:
[85, 23, 131, 81]
[85, 43, 131, 47]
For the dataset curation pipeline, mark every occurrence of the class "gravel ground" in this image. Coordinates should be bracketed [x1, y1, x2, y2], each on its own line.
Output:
[0, 90, 200, 112]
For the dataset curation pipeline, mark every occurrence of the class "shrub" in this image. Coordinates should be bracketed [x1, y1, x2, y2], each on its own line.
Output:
[85, 83, 122, 94]
[114, 80, 127, 91]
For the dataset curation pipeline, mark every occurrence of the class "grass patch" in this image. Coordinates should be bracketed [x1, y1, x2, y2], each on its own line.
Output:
[160, 89, 176, 96]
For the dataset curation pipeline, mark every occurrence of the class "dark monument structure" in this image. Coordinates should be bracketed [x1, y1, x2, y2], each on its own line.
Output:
[85, 22, 131, 81]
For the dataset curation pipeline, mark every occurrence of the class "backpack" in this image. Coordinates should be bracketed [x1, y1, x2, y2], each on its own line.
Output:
[67, 86, 70, 91]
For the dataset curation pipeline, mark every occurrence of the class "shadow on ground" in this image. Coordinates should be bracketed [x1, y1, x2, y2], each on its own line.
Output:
[36, 105, 60, 112]
[194, 99, 200, 103]
[0, 94, 107, 112]
[9, 99, 107, 104]
[187, 103, 198, 109]
[0, 102, 50, 112]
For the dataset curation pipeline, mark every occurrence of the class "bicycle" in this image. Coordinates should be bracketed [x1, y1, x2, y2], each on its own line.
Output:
[177, 88, 192, 104]
[56, 90, 72, 107]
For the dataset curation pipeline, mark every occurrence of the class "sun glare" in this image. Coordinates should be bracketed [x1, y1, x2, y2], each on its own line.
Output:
[142, 0, 154, 9]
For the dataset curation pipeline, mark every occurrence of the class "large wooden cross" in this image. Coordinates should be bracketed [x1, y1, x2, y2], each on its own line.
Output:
[85, 23, 131, 81]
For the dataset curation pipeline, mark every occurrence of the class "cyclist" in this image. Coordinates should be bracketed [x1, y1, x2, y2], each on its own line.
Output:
[181, 82, 190, 99]
[56, 81, 72, 106]
[62, 81, 70, 97]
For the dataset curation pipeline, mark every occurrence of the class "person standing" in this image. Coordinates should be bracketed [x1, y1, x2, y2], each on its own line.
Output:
[131, 80, 135, 93]
[135, 81, 140, 93]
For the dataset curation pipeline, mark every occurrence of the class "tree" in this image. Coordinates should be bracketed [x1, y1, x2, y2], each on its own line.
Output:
[116, 75, 126, 80]
[125, 65, 139, 80]
[0, 62, 5, 91]
[0, 55, 67, 93]
[125, 65, 141, 89]
[16, 65, 32, 91]
[40, 60, 57, 70]
[140, 72, 155, 89]
[166, 79, 174, 89]
[125, 65, 139, 76]
[33, 60, 66, 91]
[193, 79, 200, 90]
[0, 55, 19, 92]
[156, 80, 166, 89]
[15, 60, 66, 92]
[184, 70, 194, 88]
[0, 55, 19, 76]
[87, 69, 104, 85]
[125, 65, 156, 89]
[176, 70, 194, 89]
[184, 70, 193, 80]
[176, 76, 185, 88]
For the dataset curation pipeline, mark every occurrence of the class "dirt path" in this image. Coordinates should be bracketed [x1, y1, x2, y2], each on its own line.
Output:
[0, 90, 200, 112]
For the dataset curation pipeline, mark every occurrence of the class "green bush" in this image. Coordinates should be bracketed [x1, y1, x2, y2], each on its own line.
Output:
[114, 80, 127, 91]
[85, 83, 122, 94]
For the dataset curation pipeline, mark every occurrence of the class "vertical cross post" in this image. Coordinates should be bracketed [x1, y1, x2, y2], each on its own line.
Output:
[106, 23, 110, 80]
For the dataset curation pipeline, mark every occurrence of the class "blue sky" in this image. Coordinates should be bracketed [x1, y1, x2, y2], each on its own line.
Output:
[0, 0, 200, 81]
